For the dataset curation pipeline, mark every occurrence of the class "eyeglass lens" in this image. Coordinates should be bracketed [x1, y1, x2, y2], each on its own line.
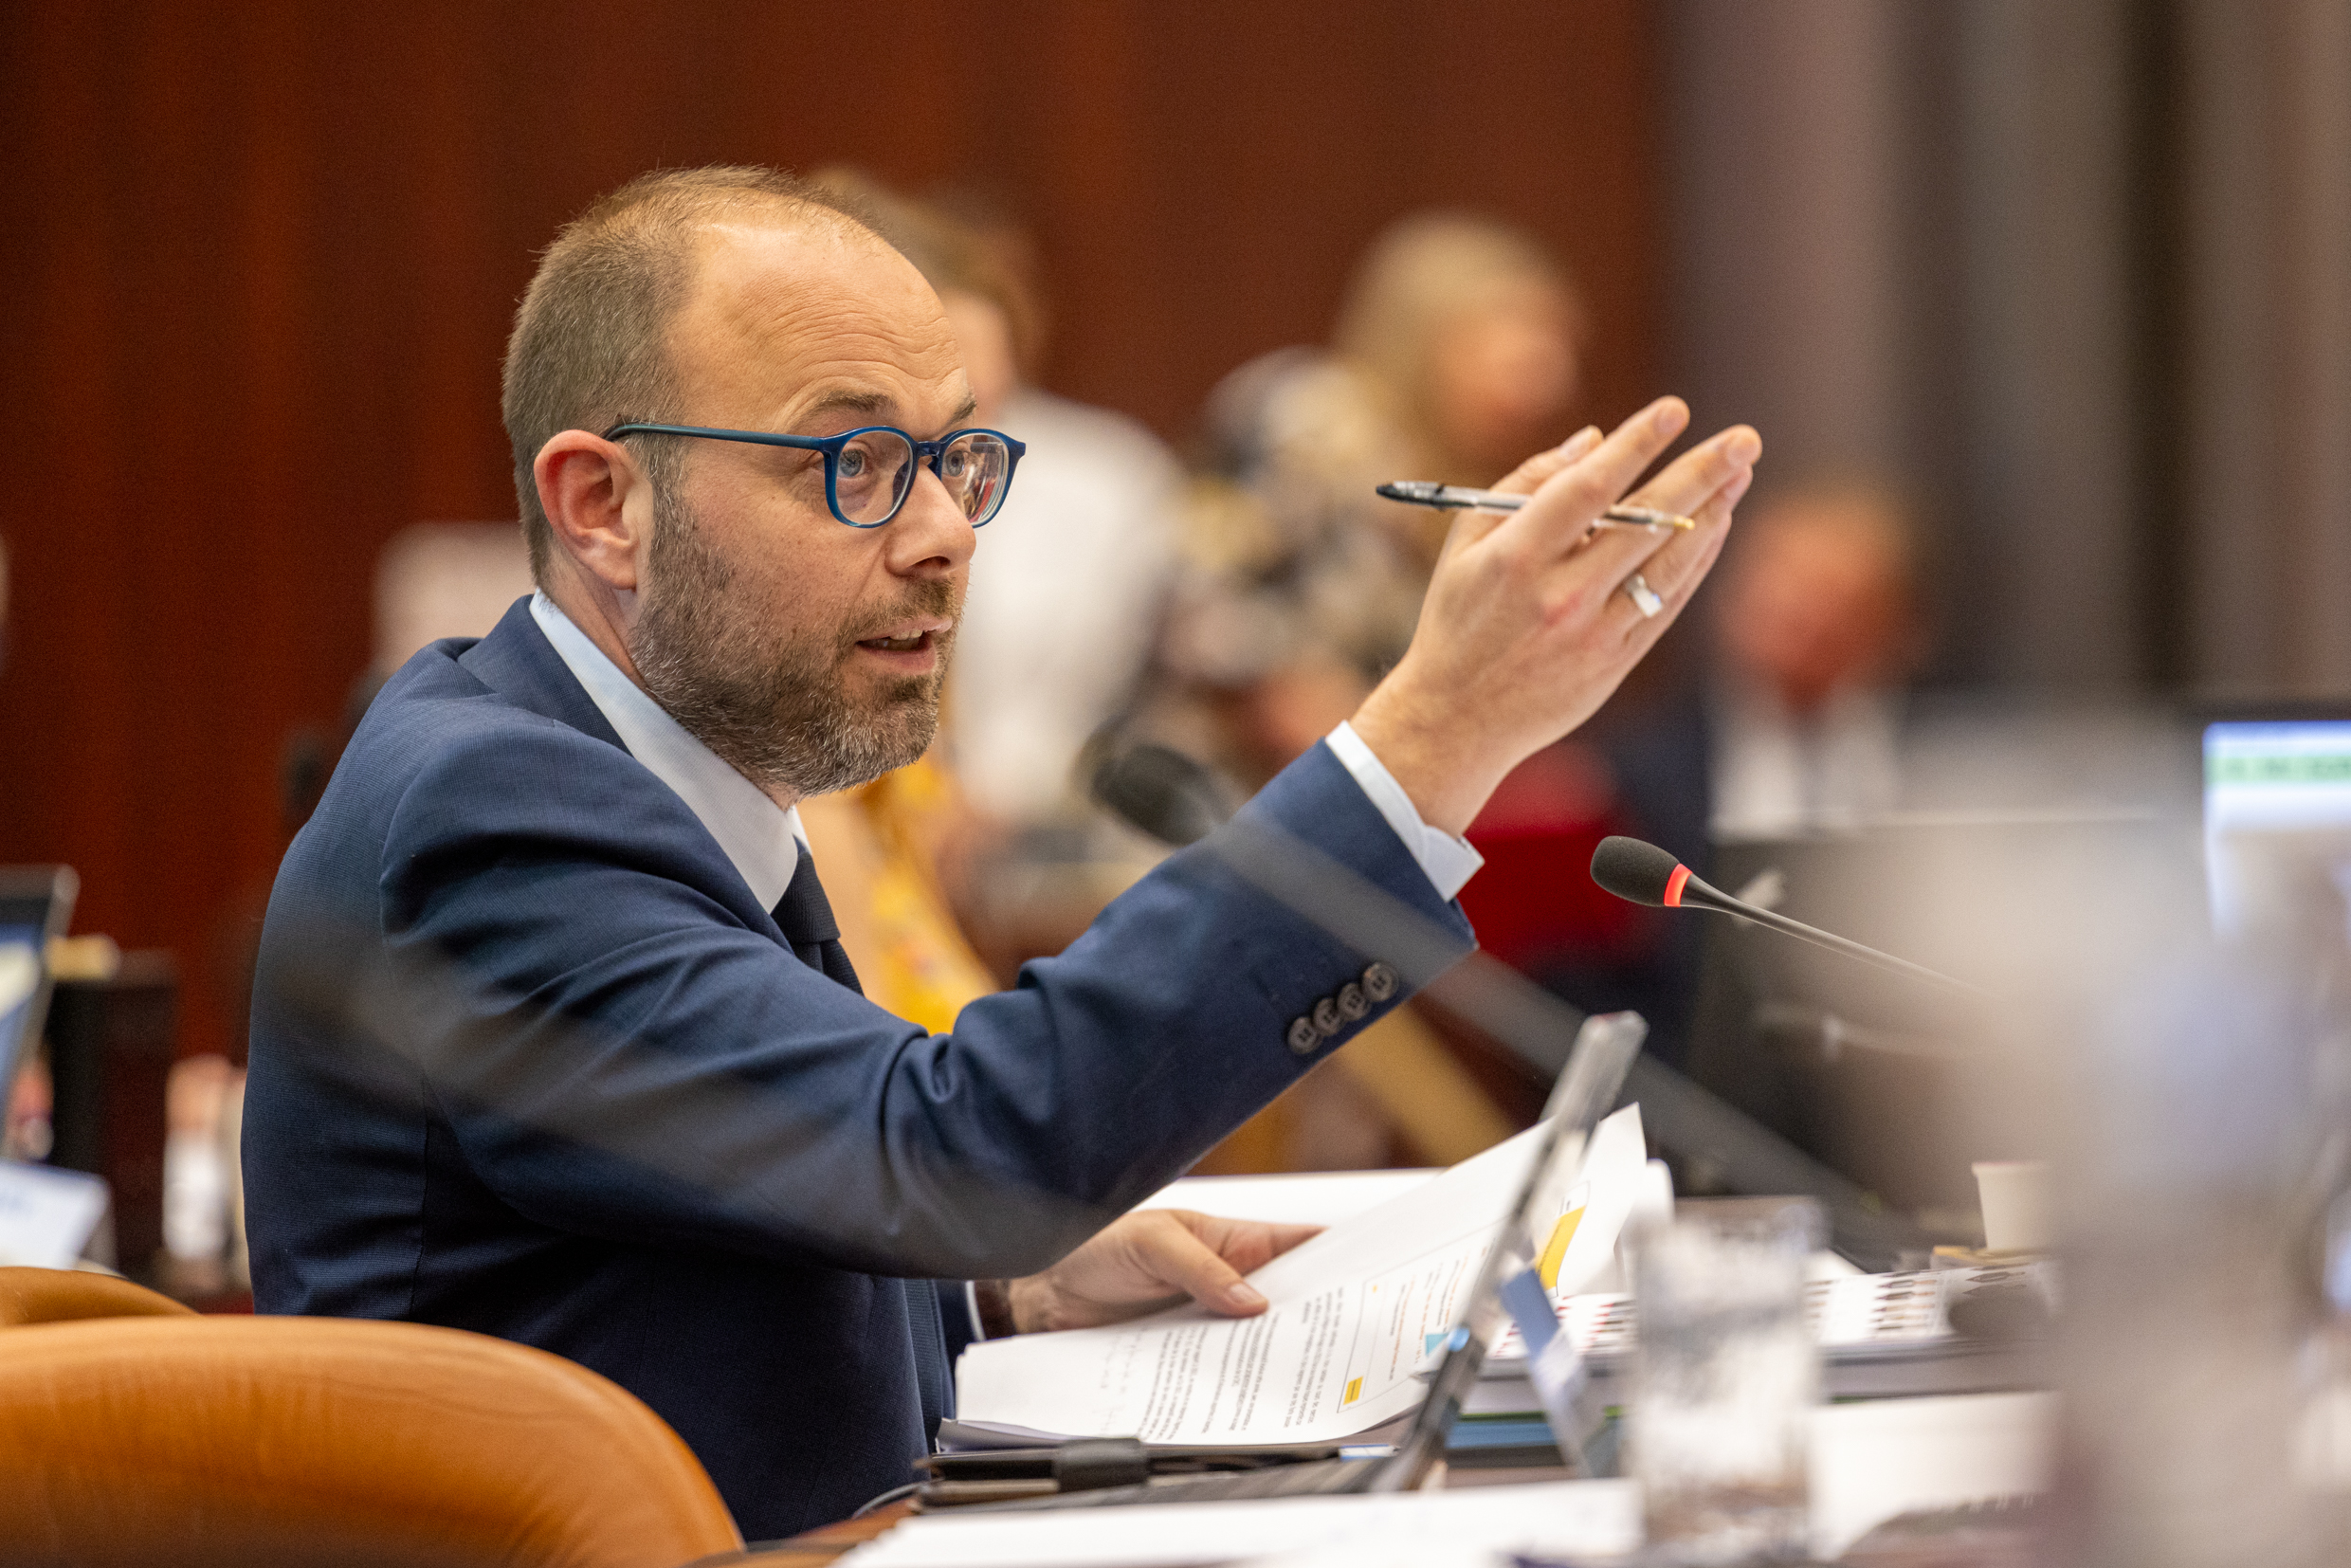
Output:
[939, 433, 1013, 524]
[833, 430, 918, 525]
[832, 430, 1013, 525]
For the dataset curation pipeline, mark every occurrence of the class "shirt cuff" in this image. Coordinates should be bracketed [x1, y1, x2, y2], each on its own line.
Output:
[1324, 721, 1485, 902]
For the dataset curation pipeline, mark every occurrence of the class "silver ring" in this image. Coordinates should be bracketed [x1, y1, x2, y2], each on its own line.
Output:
[1624, 571, 1665, 619]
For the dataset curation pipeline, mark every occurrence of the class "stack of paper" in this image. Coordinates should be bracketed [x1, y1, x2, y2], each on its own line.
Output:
[951, 1109, 1649, 1449]
[1461, 1262, 2055, 1415]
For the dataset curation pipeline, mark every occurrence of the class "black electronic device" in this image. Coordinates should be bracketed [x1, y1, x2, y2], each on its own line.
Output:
[1661, 814, 2188, 1230]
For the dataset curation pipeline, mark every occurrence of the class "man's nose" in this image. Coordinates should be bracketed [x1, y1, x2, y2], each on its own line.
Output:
[882, 465, 978, 576]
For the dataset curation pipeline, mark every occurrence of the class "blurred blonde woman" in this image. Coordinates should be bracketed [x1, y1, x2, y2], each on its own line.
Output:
[1167, 213, 1587, 781]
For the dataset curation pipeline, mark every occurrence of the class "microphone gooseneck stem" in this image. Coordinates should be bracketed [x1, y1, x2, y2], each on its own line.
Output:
[1676, 878, 1990, 996]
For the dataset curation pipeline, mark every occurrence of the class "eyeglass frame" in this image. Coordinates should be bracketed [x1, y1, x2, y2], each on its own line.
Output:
[601, 421, 1028, 529]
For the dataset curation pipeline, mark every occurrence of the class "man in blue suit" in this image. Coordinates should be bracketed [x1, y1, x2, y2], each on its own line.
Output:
[245, 166, 1759, 1539]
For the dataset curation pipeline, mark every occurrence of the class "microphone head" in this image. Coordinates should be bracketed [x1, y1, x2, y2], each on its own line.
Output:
[1091, 744, 1232, 848]
[1591, 835, 1690, 908]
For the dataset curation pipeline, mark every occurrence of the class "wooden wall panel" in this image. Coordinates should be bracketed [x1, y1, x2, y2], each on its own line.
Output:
[0, 0, 1660, 1058]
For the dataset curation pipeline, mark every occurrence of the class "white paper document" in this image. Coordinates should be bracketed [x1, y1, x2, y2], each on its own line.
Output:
[1133, 1168, 1438, 1230]
[0, 1158, 108, 1268]
[954, 1108, 1647, 1448]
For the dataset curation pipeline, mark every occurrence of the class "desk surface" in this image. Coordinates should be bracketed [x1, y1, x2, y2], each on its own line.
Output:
[770, 1392, 2054, 1566]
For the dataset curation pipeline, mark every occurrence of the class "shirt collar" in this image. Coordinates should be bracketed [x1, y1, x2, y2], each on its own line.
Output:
[528, 591, 803, 910]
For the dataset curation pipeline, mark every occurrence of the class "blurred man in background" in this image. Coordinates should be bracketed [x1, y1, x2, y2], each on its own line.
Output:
[1550, 479, 1931, 1066]
[806, 173, 1184, 993]
[1705, 481, 1927, 840]
[823, 171, 1180, 830]
[928, 208, 1181, 830]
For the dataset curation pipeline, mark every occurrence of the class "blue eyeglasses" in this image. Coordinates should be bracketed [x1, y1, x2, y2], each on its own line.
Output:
[602, 422, 1027, 528]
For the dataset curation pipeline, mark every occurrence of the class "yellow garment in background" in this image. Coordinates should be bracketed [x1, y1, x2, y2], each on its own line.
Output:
[796, 757, 997, 1033]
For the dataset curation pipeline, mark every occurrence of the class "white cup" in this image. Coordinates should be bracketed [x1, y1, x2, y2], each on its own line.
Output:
[1972, 1159, 2054, 1252]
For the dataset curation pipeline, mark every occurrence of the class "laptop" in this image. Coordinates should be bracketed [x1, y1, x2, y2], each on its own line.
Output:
[927, 1010, 1649, 1511]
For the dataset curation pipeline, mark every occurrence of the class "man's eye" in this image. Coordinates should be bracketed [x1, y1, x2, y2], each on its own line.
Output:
[839, 449, 866, 479]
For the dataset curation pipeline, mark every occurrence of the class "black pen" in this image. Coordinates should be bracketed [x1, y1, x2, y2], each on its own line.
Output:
[1376, 481, 1696, 531]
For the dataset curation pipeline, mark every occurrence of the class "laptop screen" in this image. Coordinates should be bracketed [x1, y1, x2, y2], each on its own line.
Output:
[2203, 720, 2351, 937]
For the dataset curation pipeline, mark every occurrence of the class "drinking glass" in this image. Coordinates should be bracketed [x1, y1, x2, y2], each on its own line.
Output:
[1631, 1198, 1822, 1564]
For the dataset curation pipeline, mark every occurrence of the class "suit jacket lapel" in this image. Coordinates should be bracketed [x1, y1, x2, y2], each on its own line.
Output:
[457, 595, 629, 755]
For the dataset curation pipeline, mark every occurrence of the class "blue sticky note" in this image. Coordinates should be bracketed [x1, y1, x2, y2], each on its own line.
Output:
[1499, 1267, 1558, 1355]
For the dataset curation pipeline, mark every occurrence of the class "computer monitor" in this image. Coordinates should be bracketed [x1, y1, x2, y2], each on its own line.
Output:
[2201, 716, 2351, 939]
[1682, 814, 2180, 1228]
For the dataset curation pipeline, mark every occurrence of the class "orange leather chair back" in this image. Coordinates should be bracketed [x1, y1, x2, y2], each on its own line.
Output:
[0, 1265, 197, 1324]
[0, 1315, 744, 1568]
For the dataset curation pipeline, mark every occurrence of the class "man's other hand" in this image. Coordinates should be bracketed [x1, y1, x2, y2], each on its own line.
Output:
[1351, 397, 1761, 836]
[1007, 1209, 1321, 1334]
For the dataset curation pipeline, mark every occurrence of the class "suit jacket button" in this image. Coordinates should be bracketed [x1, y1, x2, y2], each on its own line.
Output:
[1336, 981, 1368, 1022]
[1287, 1015, 1321, 1055]
[1312, 995, 1341, 1036]
[1361, 961, 1399, 1002]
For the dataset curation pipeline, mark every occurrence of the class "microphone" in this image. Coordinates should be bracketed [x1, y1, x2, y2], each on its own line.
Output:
[1590, 835, 1987, 996]
[1090, 743, 1235, 848]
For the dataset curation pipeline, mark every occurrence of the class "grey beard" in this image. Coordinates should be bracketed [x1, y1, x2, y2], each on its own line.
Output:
[631, 491, 952, 800]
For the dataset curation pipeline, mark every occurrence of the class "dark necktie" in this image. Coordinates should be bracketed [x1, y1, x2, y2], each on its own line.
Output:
[770, 840, 864, 995]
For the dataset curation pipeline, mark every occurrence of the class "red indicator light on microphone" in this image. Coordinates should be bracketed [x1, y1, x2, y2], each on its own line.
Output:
[1663, 864, 1691, 907]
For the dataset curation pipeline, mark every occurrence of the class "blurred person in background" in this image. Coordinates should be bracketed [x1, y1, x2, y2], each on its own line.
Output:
[0, 535, 24, 1158]
[1595, 478, 1931, 874]
[794, 171, 1176, 1017]
[929, 206, 1181, 833]
[1144, 214, 1591, 1170]
[1704, 480, 1928, 840]
[1550, 478, 1931, 1067]
[1164, 211, 1587, 783]
[823, 172, 1179, 830]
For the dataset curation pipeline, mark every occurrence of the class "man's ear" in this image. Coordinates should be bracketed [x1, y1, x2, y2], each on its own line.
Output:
[535, 430, 653, 593]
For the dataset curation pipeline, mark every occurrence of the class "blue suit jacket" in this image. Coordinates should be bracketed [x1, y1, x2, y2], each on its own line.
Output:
[245, 599, 1472, 1540]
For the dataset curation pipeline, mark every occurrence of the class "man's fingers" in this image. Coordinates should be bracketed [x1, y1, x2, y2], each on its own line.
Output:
[1539, 421, 1760, 618]
[1257, 1220, 1323, 1261]
[1615, 433, 1759, 598]
[1605, 463, 1752, 645]
[1490, 426, 1602, 497]
[1625, 424, 1761, 518]
[1446, 426, 1603, 555]
[1500, 396, 1692, 556]
[1137, 1212, 1270, 1316]
[1148, 1212, 1328, 1316]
